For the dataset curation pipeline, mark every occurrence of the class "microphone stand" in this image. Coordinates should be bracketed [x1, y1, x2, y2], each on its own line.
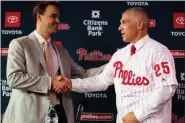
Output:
[76, 104, 84, 123]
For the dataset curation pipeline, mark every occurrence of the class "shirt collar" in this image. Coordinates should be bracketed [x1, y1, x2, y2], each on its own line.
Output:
[33, 30, 51, 45]
[131, 34, 150, 51]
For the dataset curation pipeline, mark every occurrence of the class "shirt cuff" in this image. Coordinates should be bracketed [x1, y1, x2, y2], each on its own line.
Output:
[134, 109, 146, 122]
[71, 78, 79, 91]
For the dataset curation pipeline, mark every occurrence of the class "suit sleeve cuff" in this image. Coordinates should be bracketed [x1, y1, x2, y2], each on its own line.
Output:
[49, 77, 51, 90]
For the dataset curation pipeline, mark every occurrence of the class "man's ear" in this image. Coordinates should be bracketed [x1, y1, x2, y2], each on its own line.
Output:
[137, 20, 144, 30]
[36, 13, 42, 22]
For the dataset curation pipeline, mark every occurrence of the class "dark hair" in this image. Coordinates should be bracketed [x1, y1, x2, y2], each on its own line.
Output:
[33, 1, 60, 22]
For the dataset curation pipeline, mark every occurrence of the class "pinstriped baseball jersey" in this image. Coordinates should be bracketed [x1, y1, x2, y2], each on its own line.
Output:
[72, 35, 178, 123]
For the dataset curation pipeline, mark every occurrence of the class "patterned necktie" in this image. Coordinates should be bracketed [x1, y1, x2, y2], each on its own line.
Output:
[130, 45, 136, 56]
[44, 40, 57, 104]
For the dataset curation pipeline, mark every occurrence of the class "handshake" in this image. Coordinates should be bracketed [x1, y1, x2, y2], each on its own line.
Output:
[51, 75, 71, 93]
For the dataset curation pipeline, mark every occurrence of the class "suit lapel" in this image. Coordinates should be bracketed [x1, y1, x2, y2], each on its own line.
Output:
[28, 32, 48, 73]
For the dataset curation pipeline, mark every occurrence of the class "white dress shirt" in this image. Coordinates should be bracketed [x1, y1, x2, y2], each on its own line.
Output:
[71, 35, 178, 123]
[33, 30, 59, 89]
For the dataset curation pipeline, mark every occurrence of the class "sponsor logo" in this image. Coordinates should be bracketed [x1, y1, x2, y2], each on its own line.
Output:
[176, 73, 185, 100]
[149, 19, 156, 27]
[57, 23, 70, 30]
[173, 13, 185, 28]
[177, 84, 185, 100]
[92, 10, 100, 18]
[2, 12, 23, 35]
[1, 48, 8, 56]
[127, 2, 149, 6]
[1, 79, 12, 97]
[180, 72, 185, 81]
[171, 31, 185, 36]
[1, 30, 22, 35]
[170, 50, 184, 58]
[84, 92, 107, 99]
[81, 112, 113, 121]
[4, 12, 21, 27]
[76, 48, 111, 61]
[171, 13, 184, 36]
[83, 10, 108, 36]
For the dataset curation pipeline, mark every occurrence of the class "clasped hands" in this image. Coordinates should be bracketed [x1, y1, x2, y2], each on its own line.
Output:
[51, 77, 139, 122]
[51, 75, 71, 93]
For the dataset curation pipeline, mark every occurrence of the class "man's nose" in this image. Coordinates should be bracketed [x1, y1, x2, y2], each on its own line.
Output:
[56, 17, 61, 24]
[118, 25, 121, 31]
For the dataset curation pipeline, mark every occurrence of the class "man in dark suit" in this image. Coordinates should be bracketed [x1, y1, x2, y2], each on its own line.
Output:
[3, 1, 105, 123]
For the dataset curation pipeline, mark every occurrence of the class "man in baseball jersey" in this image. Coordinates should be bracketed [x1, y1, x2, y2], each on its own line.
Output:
[59, 7, 178, 123]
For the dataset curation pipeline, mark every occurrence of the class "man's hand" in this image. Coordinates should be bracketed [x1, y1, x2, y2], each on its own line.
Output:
[51, 76, 70, 93]
[60, 75, 72, 90]
[122, 112, 139, 123]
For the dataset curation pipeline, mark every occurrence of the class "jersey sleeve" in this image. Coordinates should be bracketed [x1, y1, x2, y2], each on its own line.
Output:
[151, 48, 178, 88]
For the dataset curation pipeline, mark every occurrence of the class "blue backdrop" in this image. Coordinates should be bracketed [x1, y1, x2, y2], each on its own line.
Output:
[1, 1, 185, 123]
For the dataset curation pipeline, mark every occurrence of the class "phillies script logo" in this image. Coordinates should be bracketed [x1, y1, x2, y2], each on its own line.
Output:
[57, 23, 70, 30]
[76, 48, 111, 61]
[172, 114, 185, 123]
[113, 61, 149, 86]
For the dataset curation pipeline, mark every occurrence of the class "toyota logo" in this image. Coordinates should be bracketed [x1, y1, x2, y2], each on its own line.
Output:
[7, 16, 18, 23]
[176, 17, 185, 25]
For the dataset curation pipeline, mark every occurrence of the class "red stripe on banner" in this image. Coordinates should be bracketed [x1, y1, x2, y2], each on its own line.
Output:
[1, 48, 8, 56]
[170, 50, 184, 58]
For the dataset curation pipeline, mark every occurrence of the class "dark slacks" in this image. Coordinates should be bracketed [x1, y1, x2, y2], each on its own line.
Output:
[55, 104, 68, 123]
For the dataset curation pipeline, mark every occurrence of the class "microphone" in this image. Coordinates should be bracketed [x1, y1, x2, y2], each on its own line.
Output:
[76, 99, 88, 123]
[76, 104, 84, 123]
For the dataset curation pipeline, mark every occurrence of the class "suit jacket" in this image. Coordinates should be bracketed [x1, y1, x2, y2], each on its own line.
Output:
[3, 32, 106, 123]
